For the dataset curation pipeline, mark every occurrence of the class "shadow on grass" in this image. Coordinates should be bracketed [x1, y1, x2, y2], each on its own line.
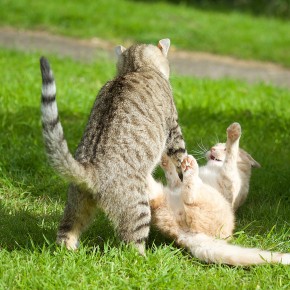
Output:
[0, 204, 57, 251]
[0, 104, 289, 251]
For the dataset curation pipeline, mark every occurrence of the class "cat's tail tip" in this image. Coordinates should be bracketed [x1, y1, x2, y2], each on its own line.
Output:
[177, 232, 290, 266]
[40, 56, 54, 84]
[40, 56, 50, 67]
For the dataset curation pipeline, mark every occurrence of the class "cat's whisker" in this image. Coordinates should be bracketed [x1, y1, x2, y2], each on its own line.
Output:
[195, 156, 206, 161]
[191, 149, 205, 156]
[196, 144, 205, 153]
[191, 149, 205, 155]
[192, 156, 204, 161]
[215, 133, 220, 144]
[198, 139, 208, 152]
[196, 141, 208, 158]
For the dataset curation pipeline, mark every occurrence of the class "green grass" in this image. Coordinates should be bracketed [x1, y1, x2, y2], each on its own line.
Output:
[1, 0, 290, 66]
[1, 49, 290, 289]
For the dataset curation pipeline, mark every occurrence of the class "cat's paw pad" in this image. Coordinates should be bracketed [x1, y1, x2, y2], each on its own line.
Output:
[181, 155, 197, 173]
[160, 154, 171, 170]
[227, 122, 241, 142]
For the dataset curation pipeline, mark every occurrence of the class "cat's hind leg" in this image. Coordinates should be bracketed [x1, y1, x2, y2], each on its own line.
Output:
[219, 123, 242, 205]
[57, 184, 98, 250]
[114, 186, 151, 256]
[99, 177, 151, 256]
[225, 122, 241, 161]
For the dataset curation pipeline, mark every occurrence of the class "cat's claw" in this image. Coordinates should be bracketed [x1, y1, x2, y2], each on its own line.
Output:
[181, 155, 197, 173]
[227, 122, 241, 142]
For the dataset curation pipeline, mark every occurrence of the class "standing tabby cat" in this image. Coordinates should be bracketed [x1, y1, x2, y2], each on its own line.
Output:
[149, 123, 290, 265]
[40, 39, 186, 254]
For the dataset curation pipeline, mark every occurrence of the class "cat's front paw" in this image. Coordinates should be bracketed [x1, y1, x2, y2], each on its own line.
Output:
[227, 122, 241, 142]
[160, 154, 171, 170]
[181, 155, 198, 174]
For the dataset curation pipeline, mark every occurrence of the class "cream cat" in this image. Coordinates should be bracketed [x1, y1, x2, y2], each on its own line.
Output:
[148, 123, 290, 266]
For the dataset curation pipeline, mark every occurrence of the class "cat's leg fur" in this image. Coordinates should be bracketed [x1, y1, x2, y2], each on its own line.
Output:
[218, 123, 241, 205]
[180, 155, 202, 204]
[148, 153, 183, 208]
[112, 184, 151, 255]
[148, 153, 182, 209]
[166, 120, 187, 173]
[57, 184, 98, 250]
[161, 154, 182, 189]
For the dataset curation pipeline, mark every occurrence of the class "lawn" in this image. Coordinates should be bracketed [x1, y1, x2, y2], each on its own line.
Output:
[0, 0, 290, 66]
[0, 48, 290, 289]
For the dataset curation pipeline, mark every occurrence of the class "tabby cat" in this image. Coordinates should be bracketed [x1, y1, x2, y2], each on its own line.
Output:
[40, 39, 186, 254]
[149, 123, 290, 265]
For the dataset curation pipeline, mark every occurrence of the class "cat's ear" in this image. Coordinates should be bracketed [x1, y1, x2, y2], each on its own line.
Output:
[247, 154, 261, 168]
[115, 45, 126, 57]
[157, 38, 170, 57]
[251, 159, 261, 168]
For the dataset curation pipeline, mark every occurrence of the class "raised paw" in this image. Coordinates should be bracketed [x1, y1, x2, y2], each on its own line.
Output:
[227, 122, 241, 142]
[181, 155, 198, 173]
[160, 154, 171, 170]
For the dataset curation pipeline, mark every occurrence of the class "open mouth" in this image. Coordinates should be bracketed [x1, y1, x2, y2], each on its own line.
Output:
[210, 155, 222, 162]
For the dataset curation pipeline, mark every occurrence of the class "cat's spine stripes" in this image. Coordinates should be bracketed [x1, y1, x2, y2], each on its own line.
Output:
[178, 232, 290, 266]
[40, 57, 97, 192]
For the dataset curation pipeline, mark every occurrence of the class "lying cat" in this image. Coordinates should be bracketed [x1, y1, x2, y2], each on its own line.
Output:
[148, 123, 290, 266]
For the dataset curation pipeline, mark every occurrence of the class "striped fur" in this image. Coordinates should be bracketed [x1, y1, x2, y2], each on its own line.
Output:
[40, 57, 98, 191]
[40, 39, 187, 254]
[149, 124, 290, 266]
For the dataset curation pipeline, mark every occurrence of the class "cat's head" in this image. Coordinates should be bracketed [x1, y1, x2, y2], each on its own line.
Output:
[205, 143, 261, 169]
[115, 39, 170, 79]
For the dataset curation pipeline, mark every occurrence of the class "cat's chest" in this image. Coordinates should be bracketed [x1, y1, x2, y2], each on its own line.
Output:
[199, 166, 220, 189]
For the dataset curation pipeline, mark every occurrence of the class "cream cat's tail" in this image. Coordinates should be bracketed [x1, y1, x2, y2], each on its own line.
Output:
[178, 232, 290, 266]
[40, 57, 97, 192]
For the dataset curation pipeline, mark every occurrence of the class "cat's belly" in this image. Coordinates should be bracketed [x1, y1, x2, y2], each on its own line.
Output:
[166, 188, 184, 214]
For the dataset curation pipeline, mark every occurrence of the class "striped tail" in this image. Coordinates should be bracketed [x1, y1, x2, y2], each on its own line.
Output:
[40, 57, 97, 192]
[177, 232, 290, 266]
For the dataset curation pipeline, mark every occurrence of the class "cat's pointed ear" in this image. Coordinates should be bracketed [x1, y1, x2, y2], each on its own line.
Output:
[157, 38, 170, 57]
[247, 154, 261, 168]
[115, 45, 126, 57]
[251, 159, 261, 168]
